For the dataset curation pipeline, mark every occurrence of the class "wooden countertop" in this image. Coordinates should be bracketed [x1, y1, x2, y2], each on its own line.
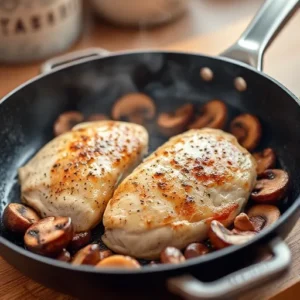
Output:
[1, 2, 300, 300]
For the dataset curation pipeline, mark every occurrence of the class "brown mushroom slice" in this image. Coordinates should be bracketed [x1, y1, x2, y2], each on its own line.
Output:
[149, 260, 160, 266]
[56, 249, 71, 262]
[2, 203, 40, 234]
[157, 104, 194, 136]
[24, 217, 74, 257]
[247, 204, 280, 231]
[53, 111, 84, 136]
[253, 148, 276, 176]
[112, 93, 156, 125]
[188, 100, 227, 130]
[184, 243, 209, 259]
[248, 216, 266, 232]
[160, 247, 185, 264]
[234, 213, 255, 232]
[99, 249, 113, 261]
[72, 244, 101, 266]
[69, 231, 91, 252]
[229, 113, 262, 151]
[251, 169, 289, 203]
[87, 114, 109, 122]
[208, 220, 256, 250]
[96, 255, 140, 269]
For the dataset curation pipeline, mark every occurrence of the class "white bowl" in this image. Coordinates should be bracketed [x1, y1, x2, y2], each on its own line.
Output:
[89, 0, 188, 26]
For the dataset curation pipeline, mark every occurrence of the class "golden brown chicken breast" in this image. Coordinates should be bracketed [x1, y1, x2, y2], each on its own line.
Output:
[102, 128, 257, 259]
[19, 121, 148, 232]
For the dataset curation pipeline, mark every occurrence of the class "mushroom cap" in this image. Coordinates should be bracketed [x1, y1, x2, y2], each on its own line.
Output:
[87, 114, 109, 122]
[251, 169, 289, 203]
[96, 255, 140, 269]
[209, 220, 256, 250]
[2, 203, 40, 234]
[24, 216, 74, 257]
[69, 231, 91, 252]
[188, 100, 227, 129]
[100, 250, 113, 261]
[184, 243, 209, 259]
[234, 212, 255, 232]
[247, 204, 280, 230]
[230, 113, 262, 151]
[72, 244, 101, 265]
[157, 103, 194, 136]
[160, 247, 185, 264]
[54, 111, 84, 136]
[253, 148, 276, 176]
[112, 93, 156, 124]
[56, 249, 71, 262]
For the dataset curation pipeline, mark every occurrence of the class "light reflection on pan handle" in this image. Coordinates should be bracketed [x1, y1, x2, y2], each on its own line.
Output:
[40, 48, 110, 74]
[168, 237, 291, 300]
[221, 0, 299, 71]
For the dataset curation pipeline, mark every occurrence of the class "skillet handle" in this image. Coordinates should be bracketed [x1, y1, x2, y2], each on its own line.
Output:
[40, 48, 110, 74]
[167, 237, 291, 300]
[221, 0, 299, 71]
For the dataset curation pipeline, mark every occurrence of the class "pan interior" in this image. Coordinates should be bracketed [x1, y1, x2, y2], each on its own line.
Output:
[0, 52, 300, 263]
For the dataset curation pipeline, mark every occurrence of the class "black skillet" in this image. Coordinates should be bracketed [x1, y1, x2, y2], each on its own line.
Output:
[1, 0, 300, 299]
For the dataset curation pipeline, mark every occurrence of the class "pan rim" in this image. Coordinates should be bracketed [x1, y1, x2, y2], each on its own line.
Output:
[0, 50, 300, 276]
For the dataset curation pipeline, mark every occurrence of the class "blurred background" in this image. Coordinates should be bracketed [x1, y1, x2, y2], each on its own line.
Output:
[0, 0, 267, 97]
[80, 0, 264, 50]
[0, 0, 264, 57]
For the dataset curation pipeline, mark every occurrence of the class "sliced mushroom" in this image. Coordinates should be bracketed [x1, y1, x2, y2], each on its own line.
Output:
[69, 231, 91, 252]
[54, 111, 84, 136]
[72, 244, 100, 266]
[160, 247, 185, 264]
[234, 213, 255, 232]
[184, 243, 209, 259]
[229, 114, 262, 151]
[2, 203, 40, 234]
[149, 260, 160, 266]
[96, 255, 140, 269]
[208, 220, 256, 250]
[247, 205, 280, 231]
[112, 93, 156, 125]
[24, 217, 74, 257]
[253, 148, 276, 176]
[56, 249, 71, 262]
[100, 249, 113, 261]
[157, 104, 194, 137]
[87, 114, 109, 122]
[188, 100, 227, 130]
[251, 169, 289, 203]
[248, 216, 266, 232]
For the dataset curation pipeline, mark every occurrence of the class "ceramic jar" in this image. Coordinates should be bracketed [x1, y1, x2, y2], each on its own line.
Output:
[0, 0, 83, 63]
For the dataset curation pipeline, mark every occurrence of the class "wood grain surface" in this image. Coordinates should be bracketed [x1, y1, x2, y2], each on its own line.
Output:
[1, 2, 300, 300]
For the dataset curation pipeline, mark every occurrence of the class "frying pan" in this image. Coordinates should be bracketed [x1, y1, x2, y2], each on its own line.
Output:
[0, 0, 300, 299]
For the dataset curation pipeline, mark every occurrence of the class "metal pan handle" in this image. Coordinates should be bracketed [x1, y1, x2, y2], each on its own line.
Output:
[168, 238, 291, 300]
[40, 48, 110, 74]
[221, 0, 299, 71]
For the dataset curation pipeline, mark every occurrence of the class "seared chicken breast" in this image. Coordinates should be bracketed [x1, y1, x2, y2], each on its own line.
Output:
[19, 121, 148, 232]
[103, 128, 257, 259]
